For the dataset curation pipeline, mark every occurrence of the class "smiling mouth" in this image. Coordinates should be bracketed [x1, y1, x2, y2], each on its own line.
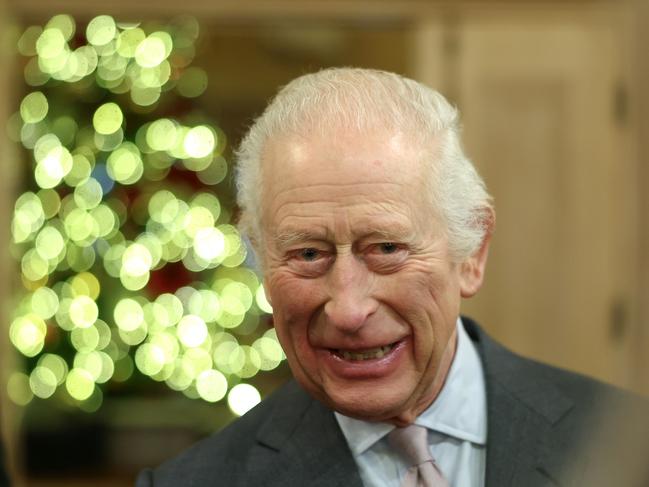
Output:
[332, 343, 397, 361]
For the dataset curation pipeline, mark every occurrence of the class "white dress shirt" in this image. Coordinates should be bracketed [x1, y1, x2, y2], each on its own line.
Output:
[335, 318, 487, 487]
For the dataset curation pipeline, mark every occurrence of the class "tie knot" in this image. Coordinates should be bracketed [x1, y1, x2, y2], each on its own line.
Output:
[388, 424, 433, 467]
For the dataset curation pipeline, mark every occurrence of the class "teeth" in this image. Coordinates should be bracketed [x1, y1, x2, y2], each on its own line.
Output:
[337, 344, 394, 361]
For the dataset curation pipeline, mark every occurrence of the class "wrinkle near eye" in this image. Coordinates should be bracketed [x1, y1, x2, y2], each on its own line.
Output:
[284, 247, 335, 277]
[363, 243, 409, 273]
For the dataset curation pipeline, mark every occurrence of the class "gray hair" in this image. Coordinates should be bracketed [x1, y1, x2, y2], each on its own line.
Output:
[235, 67, 493, 262]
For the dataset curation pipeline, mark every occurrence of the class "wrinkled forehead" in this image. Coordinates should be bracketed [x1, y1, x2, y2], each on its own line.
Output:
[260, 127, 431, 190]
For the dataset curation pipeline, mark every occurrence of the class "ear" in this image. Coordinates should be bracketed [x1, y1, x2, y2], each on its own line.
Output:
[459, 208, 495, 298]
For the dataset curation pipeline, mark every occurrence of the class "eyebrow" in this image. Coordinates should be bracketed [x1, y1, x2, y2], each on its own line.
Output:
[273, 230, 325, 248]
[364, 229, 413, 241]
[272, 223, 414, 248]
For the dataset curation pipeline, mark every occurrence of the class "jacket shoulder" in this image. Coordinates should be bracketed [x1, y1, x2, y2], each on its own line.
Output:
[462, 315, 646, 407]
[139, 381, 310, 487]
[462, 316, 649, 485]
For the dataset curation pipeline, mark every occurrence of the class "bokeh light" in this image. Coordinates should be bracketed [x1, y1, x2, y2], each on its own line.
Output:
[31, 286, 59, 319]
[227, 383, 261, 416]
[29, 366, 58, 398]
[135, 33, 170, 68]
[10, 13, 283, 414]
[86, 16, 116, 47]
[69, 295, 99, 329]
[65, 368, 95, 400]
[184, 126, 215, 158]
[196, 369, 227, 402]
[20, 92, 48, 123]
[93, 102, 123, 135]
[177, 67, 208, 98]
[177, 315, 208, 348]
[10, 314, 47, 357]
[8, 372, 33, 406]
[114, 298, 144, 332]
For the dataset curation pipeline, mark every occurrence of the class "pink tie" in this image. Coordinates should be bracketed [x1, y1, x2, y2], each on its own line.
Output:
[388, 425, 450, 487]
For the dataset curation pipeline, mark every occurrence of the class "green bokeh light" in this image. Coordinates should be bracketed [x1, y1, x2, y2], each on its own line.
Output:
[65, 368, 95, 400]
[20, 92, 48, 123]
[135, 343, 166, 376]
[65, 154, 93, 187]
[71, 325, 100, 352]
[135, 34, 168, 68]
[177, 67, 208, 98]
[46, 14, 76, 41]
[35, 145, 73, 188]
[7, 372, 33, 406]
[74, 178, 103, 210]
[24, 58, 50, 86]
[196, 369, 227, 402]
[93, 102, 123, 135]
[184, 125, 215, 158]
[227, 383, 261, 417]
[86, 15, 117, 47]
[36, 28, 67, 60]
[35, 225, 66, 260]
[30, 366, 58, 398]
[176, 315, 208, 348]
[95, 128, 124, 152]
[18, 26, 42, 57]
[31, 286, 59, 319]
[114, 298, 144, 332]
[38, 353, 69, 385]
[146, 118, 177, 151]
[10, 14, 279, 410]
[116, 28, 145, 58]
[107, 142, 143, 184]
[69, 295, 98, 329]
[130, 85, 161, 106]
[10, 314, 47, 358]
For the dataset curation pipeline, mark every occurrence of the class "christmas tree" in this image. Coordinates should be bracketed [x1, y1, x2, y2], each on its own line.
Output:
[7, 14, 283, 416]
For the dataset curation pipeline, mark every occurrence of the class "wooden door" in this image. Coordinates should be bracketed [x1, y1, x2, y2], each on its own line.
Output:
[439, 7, 640, 390]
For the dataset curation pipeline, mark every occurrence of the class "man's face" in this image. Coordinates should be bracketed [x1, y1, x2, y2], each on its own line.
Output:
[260, 129, 482, 425]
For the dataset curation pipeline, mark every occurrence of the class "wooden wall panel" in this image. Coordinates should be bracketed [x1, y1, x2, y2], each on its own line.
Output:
[633, 0, 649, 396]
[455, 10, 639, 390]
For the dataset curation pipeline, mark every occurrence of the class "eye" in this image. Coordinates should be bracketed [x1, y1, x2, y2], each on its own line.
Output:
[364, 242, 408, 272]
[378, 242, 398, 254]
[285, 247, 333, 277]
[299, 248, 320, 261]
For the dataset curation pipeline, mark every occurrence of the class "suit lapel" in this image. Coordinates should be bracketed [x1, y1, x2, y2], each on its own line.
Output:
[250, 320, 584, 487]
[484, 376, 575, 486]
[464, 318, 576, 487]
[254, 381, 363, 487]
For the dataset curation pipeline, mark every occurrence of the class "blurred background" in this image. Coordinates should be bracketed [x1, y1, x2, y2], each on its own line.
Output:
[0, 1, 647, 486]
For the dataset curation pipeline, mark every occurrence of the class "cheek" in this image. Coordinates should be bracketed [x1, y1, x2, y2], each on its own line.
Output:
[267, 272, 327, 322]
[381, 269, 457, 351]
[410, 262, 461, 309]
[382, 268, 445, 316]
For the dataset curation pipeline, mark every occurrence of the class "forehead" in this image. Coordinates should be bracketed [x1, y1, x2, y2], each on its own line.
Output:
[259, 129, 436, 239]
[261, 129, 427, 195]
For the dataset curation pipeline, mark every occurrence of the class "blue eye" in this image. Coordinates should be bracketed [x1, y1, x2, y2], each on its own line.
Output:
[300, 248, 319, 261]
[378, 242, 398, 254]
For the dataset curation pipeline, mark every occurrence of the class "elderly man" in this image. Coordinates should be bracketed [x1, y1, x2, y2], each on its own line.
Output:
[137, 68, 648, 487]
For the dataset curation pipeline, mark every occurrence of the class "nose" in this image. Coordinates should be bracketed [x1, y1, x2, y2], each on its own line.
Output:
[323, 253, 378, 334]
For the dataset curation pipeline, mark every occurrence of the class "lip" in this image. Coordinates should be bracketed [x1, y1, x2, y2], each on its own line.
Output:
[316, 338, 408, 380]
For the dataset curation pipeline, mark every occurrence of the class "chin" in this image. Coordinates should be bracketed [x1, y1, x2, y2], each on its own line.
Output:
[320, 387, 413, 424]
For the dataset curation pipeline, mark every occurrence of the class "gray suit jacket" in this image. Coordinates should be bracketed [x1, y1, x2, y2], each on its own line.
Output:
[136, 318, 649, 486]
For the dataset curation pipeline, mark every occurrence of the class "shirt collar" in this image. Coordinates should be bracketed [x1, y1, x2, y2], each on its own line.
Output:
[335, 317, 487, 456]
